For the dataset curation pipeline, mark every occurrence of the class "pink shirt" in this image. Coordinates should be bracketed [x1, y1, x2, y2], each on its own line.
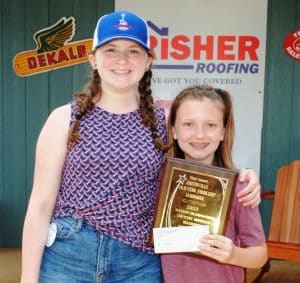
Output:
[161, 181, 266, 283]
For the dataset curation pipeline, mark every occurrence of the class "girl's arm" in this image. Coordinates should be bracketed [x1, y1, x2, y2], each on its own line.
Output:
[21, 105, 70, 283]
[199, 181, 267, 268]
[199, 234, 267, 268]
[237, 168, 261, 208]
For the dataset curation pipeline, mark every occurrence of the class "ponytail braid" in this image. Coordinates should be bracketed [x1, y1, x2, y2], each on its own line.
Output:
[138, 69, 169, 152]
[68, 69, 101, 143]
[69, 66, 169, 152]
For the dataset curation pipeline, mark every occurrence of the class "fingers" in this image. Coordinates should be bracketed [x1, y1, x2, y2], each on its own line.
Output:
[237, 168, 261, 207]
[237, 168, 248, 183]
[240, 192, 261, 208]
[237, 181, 260, 197]
[201, 234, 228, 248]
[199, 235, 233, 263]
[238, 184, 261, 207]
[237, 168, 258, 190]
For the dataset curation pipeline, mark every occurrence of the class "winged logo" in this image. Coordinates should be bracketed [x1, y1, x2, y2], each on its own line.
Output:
[34, 17, 75, 53]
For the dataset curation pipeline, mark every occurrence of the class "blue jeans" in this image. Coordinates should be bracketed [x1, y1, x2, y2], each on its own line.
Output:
[39, 216, 162, 283]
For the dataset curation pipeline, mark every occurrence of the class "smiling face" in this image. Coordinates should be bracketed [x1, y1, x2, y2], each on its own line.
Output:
[88, 39, 152, 92]
[172, 97, 225, 165]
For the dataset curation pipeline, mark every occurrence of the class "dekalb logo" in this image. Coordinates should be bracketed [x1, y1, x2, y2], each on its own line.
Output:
[13, 17, 92, 77]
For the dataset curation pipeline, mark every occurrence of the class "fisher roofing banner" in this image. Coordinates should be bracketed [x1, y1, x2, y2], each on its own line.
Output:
[116, 0, 268, 174]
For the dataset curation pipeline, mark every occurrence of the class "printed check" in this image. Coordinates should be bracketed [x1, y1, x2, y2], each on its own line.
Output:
[153, 225, 209, 253]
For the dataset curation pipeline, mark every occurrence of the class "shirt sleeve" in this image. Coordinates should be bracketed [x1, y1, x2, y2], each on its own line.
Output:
[231, 181, 266, 247]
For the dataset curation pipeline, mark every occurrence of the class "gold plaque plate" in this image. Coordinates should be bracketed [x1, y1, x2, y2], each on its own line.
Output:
[153, 156, 238, 236]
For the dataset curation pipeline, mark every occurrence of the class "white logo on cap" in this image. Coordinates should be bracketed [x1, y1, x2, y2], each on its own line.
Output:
[117, 13, 130, 31]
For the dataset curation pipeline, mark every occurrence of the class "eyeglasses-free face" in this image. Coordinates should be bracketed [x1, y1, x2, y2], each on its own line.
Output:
[88, 39, 152, 93]
[172, 97, 225, 165]
[99, 41, 148, 60]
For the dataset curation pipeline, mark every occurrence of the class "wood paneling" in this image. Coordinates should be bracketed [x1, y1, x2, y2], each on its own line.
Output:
[1, 0, 27, 247]
[1, 0, 300, 248]
[260, 0, 300, 234]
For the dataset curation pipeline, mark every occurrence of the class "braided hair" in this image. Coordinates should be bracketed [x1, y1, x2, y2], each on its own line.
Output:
[138, 68, 169, 152]
[68, 69, 100, 142]
[68, 65, 168, 152]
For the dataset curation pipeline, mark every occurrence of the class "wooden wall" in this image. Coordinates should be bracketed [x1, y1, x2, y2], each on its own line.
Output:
[0, 0, 300, 247]
[260, 0, 300, 233]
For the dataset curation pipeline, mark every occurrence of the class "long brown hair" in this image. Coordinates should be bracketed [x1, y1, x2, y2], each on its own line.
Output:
[68, 59, 168, 152]
[168, 84, 236, 170]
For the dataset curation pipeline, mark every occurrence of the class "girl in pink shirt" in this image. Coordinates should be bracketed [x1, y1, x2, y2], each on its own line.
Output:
[161, 85, 267, 283]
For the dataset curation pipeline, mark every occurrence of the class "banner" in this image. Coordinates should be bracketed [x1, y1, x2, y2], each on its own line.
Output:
[116, 0, 268, 174]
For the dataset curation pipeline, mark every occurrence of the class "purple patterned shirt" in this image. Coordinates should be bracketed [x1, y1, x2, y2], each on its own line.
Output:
[53, 101, 166, 253]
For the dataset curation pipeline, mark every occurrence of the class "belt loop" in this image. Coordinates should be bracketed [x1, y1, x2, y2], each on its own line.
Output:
[73, 216, 83, 232]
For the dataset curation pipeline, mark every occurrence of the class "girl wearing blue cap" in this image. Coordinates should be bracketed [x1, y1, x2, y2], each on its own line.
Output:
[21, 11, 261, 283]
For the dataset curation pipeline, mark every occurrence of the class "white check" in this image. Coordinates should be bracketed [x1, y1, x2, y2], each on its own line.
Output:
[153, 225, 209, 254]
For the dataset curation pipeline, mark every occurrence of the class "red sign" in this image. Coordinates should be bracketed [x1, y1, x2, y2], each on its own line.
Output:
[283, 28, 300, 62]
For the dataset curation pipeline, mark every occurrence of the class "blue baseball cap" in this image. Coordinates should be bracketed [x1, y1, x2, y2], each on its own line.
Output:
[92, 11, 151, 52]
